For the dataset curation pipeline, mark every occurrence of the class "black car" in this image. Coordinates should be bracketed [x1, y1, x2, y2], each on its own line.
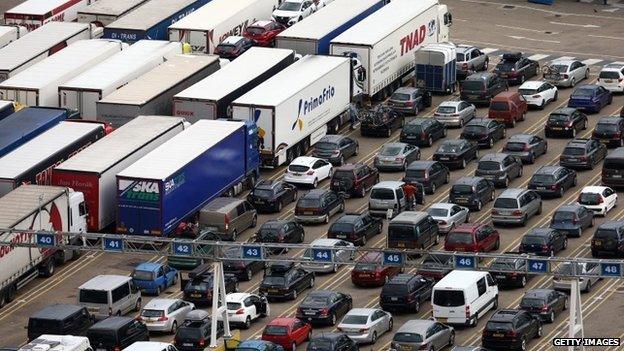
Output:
[28, 304, 92, 341]
[460, 72, 508, 105]
[433, 139, 479, 169]
[294, 189, 345, 224]
[461, 118, 506, 148]
[87, 317, 149, 351]
[416, 253, 454, 281]
[528, 165, 576, 198]
[174, 311, 224, 351]
[449, 176, 495, 211]
[254, 220, 305, 253]
[296, 290, 352, 325]
[379, 274, 434, 313]
[493, 52, 540, 85]
[360, 105, 404, 137]
[214, 36, 253, 60]
[400, 117, 447, 147]
[560, 138, 607, 170]
[503, 133, 548, 164]
[403, 160, 450, 194]
[475, 153, 523, 188]
[482, 309, 542, 351]
[306, 333, 358, 351]
[490, 253, 531, 288]
[222, 247, 266, 281]
[592, 116, 624, 147]
[550, 204, 594, 238]
[327, 212, 382, 246]
[258, 262, 314, 300]
[182, 264, 238, 305]
[330, 163, 379, 198]
[591, 220, 624, 257]
[519, 228, 567, 257]
[519, 289, 568, 323]
[248, 179, 298, 213]
[545, 108, 588, 138]
[312, 134, 359, 165]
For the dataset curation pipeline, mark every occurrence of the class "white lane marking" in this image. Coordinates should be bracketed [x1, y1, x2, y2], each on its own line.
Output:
[495, 24, 558, 34]
[602, 8, 619, 12]
[527, 54, 550, 61]
[557, 56, 577, 61]
[582, 59, 603, 66]
[549, 21, 600, 28]
[456, 38, 624, 59]
[611, 61, 624, 65]
[506, 35, 560, 44]
[588, 34, 624, 40]
[481, 47, 499, 55]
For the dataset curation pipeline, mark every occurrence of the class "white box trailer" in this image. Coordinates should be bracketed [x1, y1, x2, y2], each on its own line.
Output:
[0, 22, 93, 83]
[173, 47, 294, 122]
[58, 40, 182, 119]
[232, 55, 352, 168]
[78, 0, 151, 27]
[4, 0, 94, 31]
[329, 0, 452, 99]
[168, 0, 280, 53]
[0, 25, 28, 49]
[0, 39, 126, 107]
[96, 54, 220, 127]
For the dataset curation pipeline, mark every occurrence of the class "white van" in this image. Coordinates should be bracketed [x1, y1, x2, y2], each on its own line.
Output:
[431, 270, 498, 326]
[123, 342, 178, 351]
[19, 335, 91, 351]
[77, 275, 141, 318]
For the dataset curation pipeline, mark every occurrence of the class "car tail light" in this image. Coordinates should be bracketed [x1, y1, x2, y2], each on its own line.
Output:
[114, 347, 121, 351]
[491, 209, 499, 215]
[462, 63, 468, 70]
[465, 306, 471, 318]
[572, 215, 579, 225]
[439, 220, 447, 225]
[549, 184, 558, 190]
[332, 150, 340, 156]
[506, 330, 519, 337]
[225, 214, 230, 231]
[158, 316, 169, 321]
[320, 308, 329, 316]
[541, 305, 549, 312]
[512, 210, 522, 216]
[278, 235, 285, 243]
[307, 170, 315, 175]
[424, 171, 430, 181]
[395, 156, 405, 161]
[236, 308, 245, 314]
[615, 132, 622, 138]
[359, 328, 370, 333]
[405, 101, 414, 107]
[598, 196, 604, 204]
[579, 156, 588, 162]
[297, 307, 304, 315]
[524, 144, 531, 151]
[566, 121, 574, 128]
[135, 316, 142, 321]
[481, 133, 489, 138]
[542, 245, 550, 252]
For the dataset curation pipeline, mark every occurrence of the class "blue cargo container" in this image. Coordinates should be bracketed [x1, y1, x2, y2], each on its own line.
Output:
[414, 43, 457, 94]
[0, 107, 67, 158]
[103, 0, 211, 42]
[116, 119, 260, 236]
[0, 101, 14, 121]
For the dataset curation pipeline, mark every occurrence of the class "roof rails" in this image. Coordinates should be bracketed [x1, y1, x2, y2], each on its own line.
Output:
[189, 264, 213, 279]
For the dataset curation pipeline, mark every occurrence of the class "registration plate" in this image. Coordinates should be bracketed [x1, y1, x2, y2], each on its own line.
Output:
[391, 297, 398, 301]
[269, 288, 278, 293]
[305, 311, 315, 316]
[601, 139, 610, 143]
[568, 158, 578, 162]
[437, 318, 448, 323]
[605, 79, 613, 83]
[183, 343, 193, 347]
[552, 127, 563, 130]
[496, 274, 506, 279]
[440, 157, 449, 160]
[493, 333, 505, 337]
[468, 95, 478, 99]
[614, 175, 622, 178]
[537, 186, 546, 190]
[305, 211, 314, 215]
[336, 234, 347, 239]
[191, 293, 201, 298]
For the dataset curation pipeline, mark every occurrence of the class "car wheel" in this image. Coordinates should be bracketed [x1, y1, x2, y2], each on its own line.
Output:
[377, 222, 383, 234]
[445, 172, 450, 184]
[413, 106, 419, 116]
[330, 313, 337, 326]
[494, 238, 500, 250]
[171, 321, 178, 334]
[371, 331, 378, 344]
[520, 275, 527, 287]
[559, 187, 564, 198]
[312, 178, 319, 188]
[431, 183, 436, 194]
[571, 77, 576, 87]
[361, 235, 367, 246]
[449, 331, 455, 346]
[504, 177, 509, 188]
[339, 156, 344, 166]
[563, 238, 568, 250]
[537, 203, 542, 215]
[477, 200, 482, 211]
[251, 214, 257, 227]
[387, 128, 392, 137]
[354, 145, 359, 155]
[528, 152, 535, 164]
[231, 230, 238, 241]
[402, 161, 408, 171]
[520, 337, 527, 351]
[339, 201, 345, 213]
[493, 296, 499, 309]
[324, 214, 330, 224]
[245, 268, 253, 281]
[156, 286, 161, 295]
[522, 215, 527, 226]
[291, 342, 297, 351]
[539, 99, 545, 109]
[548, 310, 555, 323]
[359, 186, 366, 198]
[518, 167, 523, 177]
[550, 249, 555, 257]
[309, 277, 315, 288]
[414, 300, 420, 313]
[583, 119, 587, 130]
[134, 298, 141, 312]
[585, 280, 592, 293]
[459, 118, 464, 127]
[564, 298, 569, 310]
[244, 316, 252, 329]
[292, 289, 298, 300]
[590, 217, 595, 227]
[520, 75, 525, 84]
[571, 128, 576, 138]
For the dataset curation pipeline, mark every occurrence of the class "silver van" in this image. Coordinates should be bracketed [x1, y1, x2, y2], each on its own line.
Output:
[387, 211, 439, 250]
[368, 181, 408, 218]
[199, 197, 257, 241]
[78, 275, 141, 318]
[492, 188, 542, 226]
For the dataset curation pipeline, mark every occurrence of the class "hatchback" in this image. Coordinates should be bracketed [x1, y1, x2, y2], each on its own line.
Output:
[312, 135, 358, 165]
[426, 203, 470, 233]
[518, 80, 558, 109]
[577, 185, 618, 216]
[222, 247, 266, 281]
[391, 319, 455, 351]
[449, 177, 495, 211]
[254, 220, 305, 250]
[475, 153, 523, 188]
[360, 105, 404, 137]
[337, 308, 393, 344]
[374, 142, 420, 171]
[242, 20, 285, 47]
[247, 179, 298, 213]
[591, 220, 624, 257]
[327, 212, 382, 246]
[527, 165, 576, 198]
[351, 251, 402, 287]
[519, 289, 568, 323]
[434, 100, 476, 127]
[544, 108, 588, 138]
[139, 299, 195, 333]
[433, 139, 479, 169]
[519, 228, 567, 257]
[330, 163, 379, 198]
[549, 204, 594, 237]
[379, 274, 435, 313]
[597, 63, 624, 93]
[258, 262, 314, 301]
[491, 188, 542, 226]
[552, 262, 600, 293]
[559, 138, 607, 169]
[214, 36, 253, 60]
[567, 84, 613, 113]
[182, 265, 238, 305]
[460, 72, 508, 105]
[490, 254, 531, 288]
[219, 293, 268, 329]
[543, 59, 589, 87]
[444, 223, 500, 252]
[296, 290, 352, 326]
[284, 156, 332, 188]
[502, 133, 548, 164]
[301, 238, 354, 273]
[261, 317, 311, 351]
[174, 310, 223, 351]
[494, 52, 540, 85]
[306, 333, 358, 351]
[591, 116, 624, 148]
[456, 44, 489, 79]
[487, 91, 527, 127]
[403, 160, 450, 194]
[294, 189, 344, 224]
[481, 309, 542, 351]
[400, 118, 447, 147]
[388, 87, 432, 115]
[132, 263, 178, 296]
[460, 118, 505, 148]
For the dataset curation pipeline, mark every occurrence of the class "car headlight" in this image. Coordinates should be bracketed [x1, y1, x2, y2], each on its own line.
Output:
[288, 17, 297, 25]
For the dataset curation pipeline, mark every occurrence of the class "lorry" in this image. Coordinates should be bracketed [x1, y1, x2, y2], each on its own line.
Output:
[0, 100, 15, 120]
[414, 43, 457, 93]
[0, 107, 69, 158]
[103, 0, 211, 42]
[329, 0, 452, 100]
[0, 39, 126, 107]
[0, 25, 27, 48]
[4, 0, 95, 31]
[173, 47, 294, 121]
[96, 54, 220, 127]
[116, 119, 259, 236]
[78, 0, 151, 27]
[275, 0, 387, 56]
[232, 55, 352, 168]
[52, 116, 188, 232]
[0, 22, 94, 82]
[58, 40, 182, 119]
[168, 0, 280, 53]
[0, 185, 88, 308]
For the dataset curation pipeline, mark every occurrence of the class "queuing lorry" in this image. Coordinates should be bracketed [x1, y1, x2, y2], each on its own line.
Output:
[0, 121, 107, 197]
[116, 119, 259, 236]
[276, 0, 387, 56]
[232, 55, 352, 168]
[58, 40, 182, 119]
[78, 0, 151, 27]
[0, 39, 126, 107]
[52, 116, 188, 232]
[168, 0, 280, 53]
[0, 100, 15, 121]
[329, 0, 452, 99]
[4, 0, 94, 31]
[0, 22, 94, 82]
[96, 54, 220, 127]
[103, 0, 210, 42]
[0, 185, 88, 309]
[414, 43, 457, 93]
[0, 107, 69, 158]
[0, 25, 27, 48]
[173, 47, 294, 121]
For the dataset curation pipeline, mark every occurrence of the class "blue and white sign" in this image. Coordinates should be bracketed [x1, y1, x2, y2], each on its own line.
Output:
[172, 242, 193, 256]
[601, 263, 621, 277]
[527, 259, 549, 274]
[103, 237, 123, 252]
[312, 248, 333, 262]
[454, 255, 476, 269]
[242, 245, 263, 260]
[36, 233, 56, 247]
[383, 252, 404, 266]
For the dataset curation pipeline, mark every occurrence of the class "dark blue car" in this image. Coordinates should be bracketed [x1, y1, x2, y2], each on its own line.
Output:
[549, 204, 594, 237]
[568, 85, 613, 113]
[131, 262, 178, 295]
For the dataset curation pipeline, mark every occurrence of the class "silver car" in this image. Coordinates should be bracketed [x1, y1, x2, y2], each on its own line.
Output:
[426, 203, 470, 233]
[140, 298, 195, 333]
[391, 319, 455, 351]
[374, 142, 420, 171]
[543, 59, 590, 87]
[456, 45, 489, 78]
[301, 238, 355, 273]
[553, 262, 601, 293]
[434, 101, 476, 127]
[491, 188, 542, 226]
[337, 308, 393, 344]
[388, 87, 432, 115]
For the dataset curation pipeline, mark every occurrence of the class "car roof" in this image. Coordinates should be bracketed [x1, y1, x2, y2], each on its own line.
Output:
[310, 238, 343, 247]
[382, 142, 408, 148]
[319, 134, 345, 143]
[551, 107, 577, 115]
[527, 228, 555, 237]
[255, 179, 281, 189]
[334, 214, 362, 223]
[439, 100, 463, 107]
[429, 202, 456, 210]
[220, 36, 245, 45]
[452, 223, 481, 233]
[467, 118, 491, 125]
[389, 273, 422, 284]
[90, 316, 135, 329]
[492, 91, 519, 100]
[598, 116, 624, 124]
[508, 134, 535, 142]
[442, 139, 466, 146]
[556, 204, 583, 212]
[391, 211, 429, 223]
[598, 220, 624, 229]
[144, 298, 180, 310]
[31, 304, 84, 320]
[575, 84, 600, 91]
[523, 289, 555, 299]
[491, 309, 522, 321]
[261, 220, 291, 229]
[498, 188, 527, 198]
[535, 165, 563, 174]
[290, 156, 321, 167]
[456, 44, 475, 53]
[79, 275, 131, 290]
[407, 160, 436, 170]
[311, 332, 344, 341]
[300, 189, 330, 199]
[202, 197, 243, 212]
[344, 308, 376, 316]
[465, 72, 494, 81]
[226, 293, 253, 302]
[394, 86, 419, 94]
[581, 185, 609, 193]
[250, 20, 273, 27]
[372, 180, 404, 189]
[550, 59, 576, 66]
[398, 319, 434, 333]
[519, 80, 548, 90]
[480, 153, 508, 162]
[454, 176, 482, 185]
[237, 340, 273, 348]
[135, 262, 162, 273]
[566, 138, 591, 146]
[335, 163, 360, 171]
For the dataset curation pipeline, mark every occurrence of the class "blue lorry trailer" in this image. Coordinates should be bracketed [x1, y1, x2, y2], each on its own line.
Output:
[0, 107, 68, 158]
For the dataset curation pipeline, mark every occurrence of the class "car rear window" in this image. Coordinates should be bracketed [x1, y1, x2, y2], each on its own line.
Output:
[573, 89, 594, 97]
[522, 235, 546, 245]
[264, 325, 288, 335]
[490, 102, 509, 111]
[394, 332, 424, 343]
[518, 88, 538, 96]
[333, 170, 355, 180]
[329, 222, 354, 233]
[388, 225, 416, 240]
[177, 326, 202, 339]
[563, 147, 586, 156]
[550, 64, 569, 73]
[86, 330, 116, 344]
[370, 188, 395, 200]
[553, 211, 575, 222]
[307, 340, 332, 350]
[406, 169, 426, 178]
[462, 80, 485, 91]
[132, 270, 153, 281]
[439, 143, 462, 153]
[79, 289, 108, 304]
[505, 142, 527, 151]
[403, 124, 423, 134]
[342, 315, 369, 325]
[494, 198, 519, 209]
[227, 302, 242, 310]
[520, 297, 546, 308]
[532, 174, 555, 183]
[594, 228, 619, 240]
[141, 309, 164, 318]
[437, 106, 456, 114]
[258, 228, 280, 240]
[252, 188, 273, 197]
[452, 184, 474, 194]
[315, 142, 338, 150]
[463, 125, 486, 134]
[478, 161, 502, 171]
[599, 71, 620, 79]
[380, 145, 404, 156]
[288, 165, 309, 173]
[391, 92, 411, 101]
[595, 123, 619, 132]
[382, 283, 409, 295]
[433, 290, 465, 307]
[486, 321, 513, 331]
[549, 114, 570, 122]
[297, 198, 320, 208]
[263, 276, 285, 285]
[604, 157, 624, 170]
[579, 192, 601, 205]
[446, 231, 474, 244]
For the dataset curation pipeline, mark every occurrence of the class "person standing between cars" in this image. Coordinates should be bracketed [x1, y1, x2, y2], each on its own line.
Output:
[349, 102, 359, 130]
[403, 183, 417, 210]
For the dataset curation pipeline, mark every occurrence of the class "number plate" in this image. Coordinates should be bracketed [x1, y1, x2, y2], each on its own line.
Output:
[493, 333, 505, 337]
[440, 157, 449, 160]
[269, 289, 278, 293]
[614, 175, 622, 178]
[495, 274, 506, 279]
[191, 293, 201, 298]
[537, 186, 546, 190]
[183, 343, 193, 347]
[397, 242, 405, 248]
[336, 234, 347, 239]
[552, 127, 563, 130]
[605, 79, 613, 83]
[594, 240, 602, 246]
[391, 297, 398, 301]
[437, 318, 448, 323]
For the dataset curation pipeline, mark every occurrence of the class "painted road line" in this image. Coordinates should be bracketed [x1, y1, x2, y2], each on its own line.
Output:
[496, 24, 558, 34]
[481, 47, 500, 55]
[527, 54, 551, 61]
[582, 58, 604, 66]
[506, 35, 560, 44]
[588, 34, 624, 41]
[549, 21, 600, 28]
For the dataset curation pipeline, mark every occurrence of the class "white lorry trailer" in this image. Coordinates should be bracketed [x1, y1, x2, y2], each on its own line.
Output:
[78, 0, 151, 27]
[4, 0, 94, 31]
[0, 25, 28, 49]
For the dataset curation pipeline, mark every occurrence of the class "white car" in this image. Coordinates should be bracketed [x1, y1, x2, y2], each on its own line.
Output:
[272, 0, 316, 27]
[518, 80, 558, 109]
[122, 342, 177, 351]
[426, 203, 470, 233]
[284, 156, 332, 188]
[337, 308, 393, 344]
[301, 238, 355, 273]
[576, 186, 617, 216]
[139, 299, 194, 333]
[218, 293, 269, 329]
[598, 63, 624, 93]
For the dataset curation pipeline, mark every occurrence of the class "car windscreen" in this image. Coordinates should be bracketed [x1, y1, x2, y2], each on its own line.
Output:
[486, 322, 513, 331]
[439, 144, 462, 153]
[370, 188, 395, 200]
[604, 157, 624, 170]
[595, 123, 619, 132]
[563, 147, 585, 156]
[258, 228, 280, 240]
[288, 164, 309, 173]
[446, 231, 474, 244]
[594, 228, 619, 240]
[573, 88, 594, 97]
[252, 188, 273, 198]
[380, 145, 403, 156]
[79, 289, 108, 304]
[520, 297, 545, 308]
[262, 276, 285, 285]
[451, 184, 473, 194]
[297, 198, 320, 208]
[461, 80, 485, 91]
[464, 125, 486, 134]
[315, 142, 338, 150]
[521, 235, 546, 245]
[489, 101, 509, 111]
[548, 114, 570, 122]
[406, 169, 426, 178]
[518, 88, 538, 95]
[578, 192, 601, 205]
[278, 1, 301, 10]
[433, 290, 465, 307]
[388, 225, 416, 240]
[264, 325, 288, 335]
[552, 211, 575, 222]
[437, 106, 456, 114]
[28, 318, 62, 334]
[132, 270, 154, 281]
[141, 309, 164, 318]
[478, 161, 501, 171]
[599, 71, 620, 79]
[245, 26, 265, 35]
[391, 93, 411, 101]
[427, 208, 448, 217]
[394, 332, 424, 343]
[216, 44, 236, 53]
[333, 170, 355, 180]
[494, 198, 519, 209]
[341, 315, 369, 325]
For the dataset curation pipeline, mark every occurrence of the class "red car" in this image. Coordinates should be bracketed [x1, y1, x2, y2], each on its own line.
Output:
[351, 251, 402, 287]
[243, 20, 286, 47]
[444, 223, 500, 252]
[261, 317, 312, 351]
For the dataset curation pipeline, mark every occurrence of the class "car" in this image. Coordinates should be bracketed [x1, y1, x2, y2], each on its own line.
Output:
[330, 163, 379, 198]
[312, 134, 358, 166]
[602, 147, 624, 188]
[449, 347, 489, 351]
[552, 262, 600, 293]
[621, 106, 624, 117]
[400, 117, 447, 147]
[301, 238, 354, 273]
[577, 185, 618, 216]
[374, 142, 420, 171]
[368, 181, 411, 218]
[433, 139, 479, 169]
[222, 247, 266, 281]
[87, 317, 150, 351]
[527, 165, 576, 198]
[253, 220, 305, 253]
[456, 44, 489, 79]
[518, 80, 558, 109]
[272, 0, 316, 26]
[449, 176, 495, 211]
[544, 108, 588, 138]
[493, 52, 540, 85]
[284, 156, 332, 188]
[28, 304, 93, 342]
[591, 220, 624, 257]
[490, 254, 531, 288]
[327, 212, 382, 246]
[214, 36, 254, 60]
[475, 153, 523, 188]
[234, 340, 285, 351]
[182, 265, 238, 305]
[427, 203, 470, 234]
[417, 253, 454, 280]
[247, 179, 298, 213]
[351, 251, 402, 287]
[258, 262, 314, 301]
[519, 289, 568, 323]
[218, 293, 268, 329]
[139, 299, 194, 333]
[391, 319, 455, 351]
[592, 116, 624, 148]
[549, 204, 594, 237]
[403, 160, 450, 194]
[337, 308, 393, 344]
[481, 309, 542, 351]
[131, 262, 178, 296]
[200, 197, 258, 241]
[519, 228, 567, 257]
[296, 290, 352, 325]
[261, 317, 312, 351]
[487, 91, 527, 127]
[444, 223, 500, 252]
[379, 274, 434, 313]
[242, 20, 285, 47]
[168, 230, 219, 270]
[503, 133, 548, 164]
[492, 188, 542, 226]
[434, 100, 476, 127]
[543, 59, 590, 87]
[360, 105, 404, 137]
[567, 84, 613, 113]
[306, 333, 358, 351]
[597, 63, 624, 93]
[460, 72, 508, 105]
[460, 118, 506, 148]
[388, 87, 432, 115]
[174, 310, 223, 351]
[559, 138, 607, 169]
[294, 189, 344, 224]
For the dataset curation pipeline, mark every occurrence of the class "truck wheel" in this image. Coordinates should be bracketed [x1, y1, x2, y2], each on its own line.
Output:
[39, 259, 55, 278]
